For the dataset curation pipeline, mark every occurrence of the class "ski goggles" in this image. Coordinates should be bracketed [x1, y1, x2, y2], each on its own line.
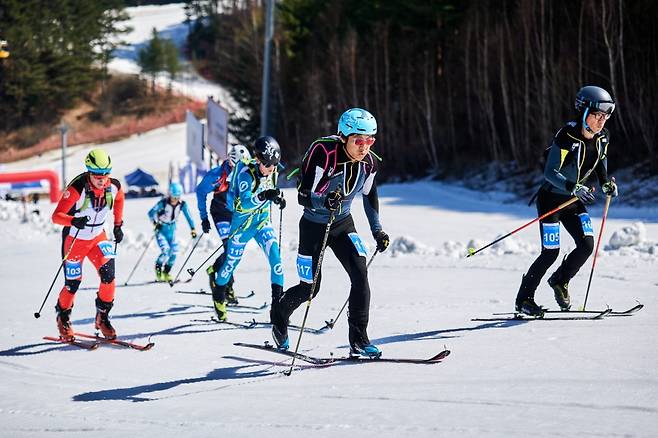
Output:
[591, 101, 615, 115]
[353, 136, 376, 147]
[590, 111, 611, 121]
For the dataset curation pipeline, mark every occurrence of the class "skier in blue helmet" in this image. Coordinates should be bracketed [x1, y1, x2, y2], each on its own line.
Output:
[148, 182, 197, 282]
[269, 107, 390, 357]
[515, 85, 619, 316]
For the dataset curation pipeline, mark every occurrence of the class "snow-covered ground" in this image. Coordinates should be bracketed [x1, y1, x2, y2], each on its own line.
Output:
[0, 121, 657, 437]
[109, 2, 243, 116]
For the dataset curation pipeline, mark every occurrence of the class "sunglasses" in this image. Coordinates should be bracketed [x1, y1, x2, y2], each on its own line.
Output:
[590, 112, 611, 121]
[353, 136, 376, 146]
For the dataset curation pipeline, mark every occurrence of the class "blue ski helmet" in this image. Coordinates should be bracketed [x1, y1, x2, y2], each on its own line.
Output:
[337, 108, 377, 137]
[169, 182, 183, 198]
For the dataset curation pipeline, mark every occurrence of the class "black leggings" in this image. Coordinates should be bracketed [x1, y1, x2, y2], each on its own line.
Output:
[517, 190, 594, 301]
[277, 215, 371, 345]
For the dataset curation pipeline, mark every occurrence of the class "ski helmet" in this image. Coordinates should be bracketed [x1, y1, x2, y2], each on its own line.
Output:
[253, 136, 281, 167]
[169, 182, 183, 198]
[85, 148, 112, 174]
[227, 144, 251, 166]
[337, 108, 377, 137]
[575, 86, 615, 115]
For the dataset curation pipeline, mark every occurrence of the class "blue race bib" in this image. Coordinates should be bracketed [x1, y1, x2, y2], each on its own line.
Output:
[296, 254, 313, 283]
[579, 213, 594, 237]
[348, 232, 368, 257]
[541, 222, 560, 249]
[64, 260, 82, 280]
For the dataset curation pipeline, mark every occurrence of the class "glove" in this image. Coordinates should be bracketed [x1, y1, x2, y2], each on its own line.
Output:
[71, 216, 89, 229]
[374, 230, 390, 252]
[273, 194, 286, 209]
[602, 179, 618, 198]
[258, 188, 281, 202]
[201, 218, 211, 233]
[324, 190, 343, 211]
[113, 225, 124, 243]
[572, 184, 595, 204]
[191, 229, 197, 239]
[153, 221, 162, 232]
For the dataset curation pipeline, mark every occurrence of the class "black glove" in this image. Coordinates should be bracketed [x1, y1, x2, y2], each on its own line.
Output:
[201, 218, 211, 233]
[71, 216, 89, 229]
[572, 184, 595, 204]
[113, 225, 124, 243]
[272, 193, 286, 209]
[324, 190, 343, 211]
[374, 230, 390, 252]
[602, 179, 618, 198]
[153, 221, 162, 232]
[258, 188, 281, 202]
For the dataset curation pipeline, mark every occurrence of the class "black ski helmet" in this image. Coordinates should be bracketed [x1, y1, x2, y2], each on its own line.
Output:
[253, 136, 281, 166]
[575, 86, 615, 115]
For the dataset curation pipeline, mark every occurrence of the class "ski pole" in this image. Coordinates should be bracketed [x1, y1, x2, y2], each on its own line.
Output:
[324, 250, 379, 330]
[466, 196, 579, 257]
[184, 201, 267, 281]
[123, 232, 156, 286]
[285, 210, 336, 376]
[582, 194, 612, 310]
[33, 227, 82, 319]
[169, 232, 205, 286]
[278, 203, 284, 258]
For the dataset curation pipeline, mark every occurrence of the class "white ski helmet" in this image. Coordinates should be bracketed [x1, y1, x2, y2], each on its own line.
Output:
[227, 144, 251, 165]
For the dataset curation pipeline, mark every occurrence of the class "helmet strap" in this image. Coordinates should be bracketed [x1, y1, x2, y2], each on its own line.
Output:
[582, 107, 595, 134]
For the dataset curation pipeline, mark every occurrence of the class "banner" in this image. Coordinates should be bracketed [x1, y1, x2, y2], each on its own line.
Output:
[206, 98, 229, 160]
[186, 110, 205, 169]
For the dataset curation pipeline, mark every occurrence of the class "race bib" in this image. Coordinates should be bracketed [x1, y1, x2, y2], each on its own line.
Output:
[216, 221, 231, 239]
[296, 254, 313, 283]
[98, 240, 116, 259]
[541, 222, 560, 249]
[348, 232, 368, 257]
[64, 260, 82, 280]
[579, 213, 594, 237]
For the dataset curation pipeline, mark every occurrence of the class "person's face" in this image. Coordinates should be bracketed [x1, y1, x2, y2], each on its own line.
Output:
[169, 196, 180, 205]
[345, 134, 376, 161]
[89, 173, 110, 190]
[585, 111, 610, 134]
[258, 159, 275, 176]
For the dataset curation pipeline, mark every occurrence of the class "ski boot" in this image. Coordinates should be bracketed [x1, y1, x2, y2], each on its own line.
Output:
[55, 303, 75, 341]
[270, 299, 289, 350]
[213, 300, 227, 322]
[548, 272, 571, 311]
[226, 284, 238, 306]
[94, 298, 116, 339]
[515, 298, 546, 317]
[350, 341, 382, 359]
[162, 266, 173, 283]
[155, 264, 165, 282]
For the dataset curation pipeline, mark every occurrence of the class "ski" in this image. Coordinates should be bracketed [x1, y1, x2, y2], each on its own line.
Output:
[234, 342, 451, 365]
[73, 332, 155, 351]
[492, 304, 643, 317]
[245, 319, 329, 335]
[43, 336, 100, 350]
[473, 308, 612, 321]
[175, 289, 256, 300]
[190, 317, 259, 329]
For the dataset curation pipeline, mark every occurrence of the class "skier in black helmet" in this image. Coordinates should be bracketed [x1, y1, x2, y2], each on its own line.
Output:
[515, 85, 619, 316]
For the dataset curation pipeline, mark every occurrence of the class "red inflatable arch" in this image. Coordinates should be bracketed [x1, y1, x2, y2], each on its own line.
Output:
[0, 170, 61, 202]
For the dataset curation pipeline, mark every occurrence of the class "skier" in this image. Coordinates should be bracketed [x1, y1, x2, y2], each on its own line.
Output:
[269, 107, 390, 357]
[148, 182, 197, 282]
[51, 148, 125, 340]
[210, 136, 285, 321]
[196, 144, 251, 303]
[515, 85, 619, 316]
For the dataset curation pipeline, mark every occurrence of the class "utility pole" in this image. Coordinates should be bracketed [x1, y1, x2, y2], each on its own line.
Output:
[59, 122, 69, 187]
[259, 0, 274, 136]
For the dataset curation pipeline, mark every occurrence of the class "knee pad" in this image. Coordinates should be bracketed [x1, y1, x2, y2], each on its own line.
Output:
[98, 259, 115, 284]
[64, 279, 81, 294]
